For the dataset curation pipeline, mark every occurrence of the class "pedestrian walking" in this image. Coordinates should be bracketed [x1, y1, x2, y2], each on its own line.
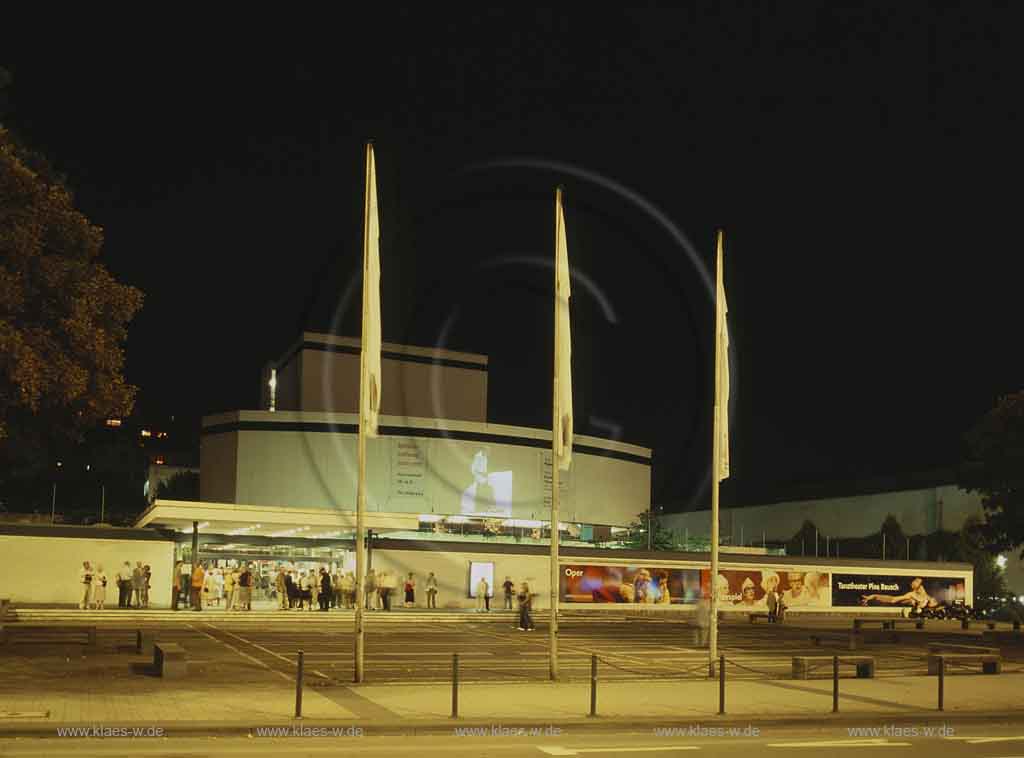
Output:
[142, 564, 151, 608]
[694, 596, 710, 646]
[173, 561, 184, 610]
[238, 564, 253, 611]
[276, 567, 288, 610]
[319, 568, 332, 611]
[517, 582, 534, 630]
[365, 569, 378, 610]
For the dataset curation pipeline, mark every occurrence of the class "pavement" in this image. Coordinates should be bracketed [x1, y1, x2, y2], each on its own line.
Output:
[2, 609, 1024, 737]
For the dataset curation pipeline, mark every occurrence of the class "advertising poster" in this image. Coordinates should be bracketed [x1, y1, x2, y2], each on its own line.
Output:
[560, 564, 701, 604]
[699, 568, 831, 609]
[831, 574, 967, 608]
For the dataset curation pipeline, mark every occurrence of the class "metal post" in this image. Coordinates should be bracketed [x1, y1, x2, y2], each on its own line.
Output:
[295, 650, 304, 719]
[906, 537, 910, 560]
[740, 525, 744, 547]
[51, 483, 57, 524]
[832, 655, 839, 713]
[815, 529, 818, 557]
[826, 535, 830, 557]
[451, 653, 459, 718]
[937, 655, 944, 711]
[718, 654, 725, 715]
[882, 532, 886, 561]
[190, 521, 199, 605]
[589, 653, 598, 717]
[136, 630, 142, 655]
[762, 531, 766, 549]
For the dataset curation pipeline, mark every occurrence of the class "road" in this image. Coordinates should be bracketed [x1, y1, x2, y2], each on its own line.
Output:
[4, 720, 1024, 757]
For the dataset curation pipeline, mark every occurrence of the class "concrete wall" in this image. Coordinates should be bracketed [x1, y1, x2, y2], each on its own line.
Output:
[0, 534, 175, 607]
[372, 548, 549, 609]
[200, 411, 652, 527]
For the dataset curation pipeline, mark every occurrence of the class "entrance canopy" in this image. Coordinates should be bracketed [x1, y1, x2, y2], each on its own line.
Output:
[135, 499, 420, 537]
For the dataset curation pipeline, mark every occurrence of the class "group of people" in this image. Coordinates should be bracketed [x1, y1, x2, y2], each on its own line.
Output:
[173, 561, 258, 611]
[472, 575, 535, 629]
[78, 561, 151, 610]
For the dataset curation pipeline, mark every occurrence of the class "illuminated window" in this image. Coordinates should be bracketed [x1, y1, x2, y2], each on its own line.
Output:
[155, 456, 165, 465]
[140, 429, 152, 438]
[106, 419, 122, 427]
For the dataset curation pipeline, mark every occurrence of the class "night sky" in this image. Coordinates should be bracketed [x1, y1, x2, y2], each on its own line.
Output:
[5, 6, 1022, 514]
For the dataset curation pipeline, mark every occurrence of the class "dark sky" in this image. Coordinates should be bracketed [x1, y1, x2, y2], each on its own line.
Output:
[5, 5, 1023, 513]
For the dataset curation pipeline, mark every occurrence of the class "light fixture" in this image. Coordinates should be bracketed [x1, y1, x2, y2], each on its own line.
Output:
[997, 555, 1008, 569]
[446, 515, 469, 524]
[184, 522, 210, 533]
[269, 368, 277, 412]
[418, 514, 443, 523]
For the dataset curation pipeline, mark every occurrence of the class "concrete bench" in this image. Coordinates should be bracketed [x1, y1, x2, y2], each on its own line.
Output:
[883, 618, 925, 630]
[928, 652, 1000, 675]
[793, 655, 875, 680]
[748, 612, 770, 623]
[154, 641, 187, 678]
[0, 598, 10, 619]
[0, 624, 96, 647]
[809, 631, 861, 651]
[926, 642, 999, 656]
[852, 618, 894, 631]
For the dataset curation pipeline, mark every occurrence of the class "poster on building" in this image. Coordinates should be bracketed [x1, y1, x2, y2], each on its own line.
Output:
[831, 573, 967, 608]
[699, 568, 831, 609]
[560, 564, 701, 604]
[389, 437, 428, 503]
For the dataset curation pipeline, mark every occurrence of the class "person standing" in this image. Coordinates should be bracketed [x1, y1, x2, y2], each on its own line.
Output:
[517, 582, 534, 630]
[79, 561, 94, 610]
[404, 573, 416, 608]
[238, 564, 253, 611]
[476, 576, 489, 612]
[365, 569, 378, 611]
[425, 572, 438, 609]
[341, 571, 355, 609]
[179, 561, 192, 608]
[332, 569, 342, 609]
[502, 576, 514, 610]
[319, 568, 332, 612]
[191, 562, 206, 611]
[131, 562, 145, 608]
[93, 565, 107, 610]
[379, 570, 392, 612]
[276, 567, 288, 610]
[223, 566, 236, 611]
[117, 562, 133, 608]
[173, 561, 183, 610]
[695, 596, 710, 646]
[142, 564, 152, 608]
[766, 586, 779, 623]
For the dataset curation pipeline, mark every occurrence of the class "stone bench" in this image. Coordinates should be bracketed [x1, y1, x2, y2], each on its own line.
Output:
[0, 598, 10, 619]
[154, 641, 187, 678]
[0, 624, 96, 647]
[926, 641, 999, 655]
[748, 612, 771, 623]
[883, 618, 925, 630]
[927, 652, 1000, 675]
[852, 618, 895, 631]
[809, 631, 861, 651]
[793, 655, 875, 680]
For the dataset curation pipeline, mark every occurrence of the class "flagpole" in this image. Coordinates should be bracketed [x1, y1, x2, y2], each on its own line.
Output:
[354, 143, 373, 684]
[708, 229, 725, 676]
[549, 187, 563, 682]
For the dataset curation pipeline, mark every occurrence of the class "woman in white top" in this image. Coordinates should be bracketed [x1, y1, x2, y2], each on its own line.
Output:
[92, 565, 108, 610]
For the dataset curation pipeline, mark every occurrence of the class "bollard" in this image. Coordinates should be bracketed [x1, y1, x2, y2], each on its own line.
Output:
[451, 653, 459, 719]
[718, 654, 725, 715]
[295, 650, 304, 719]
[961, 618, 969, 630]
[589, 654, 598, 717]
[937, 655, 944, 712]
[136, 630, 142, 655]
[832, 655, 839, 713]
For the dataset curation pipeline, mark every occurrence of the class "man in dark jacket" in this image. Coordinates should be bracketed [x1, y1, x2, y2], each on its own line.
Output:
[319, 568, 332, 611]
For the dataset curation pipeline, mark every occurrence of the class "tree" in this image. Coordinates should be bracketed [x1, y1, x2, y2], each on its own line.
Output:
[0, 126, 143, 478]
[155, 470, 200, 501]
[624, 510, 674, 551]
[954, 516, 1008, 610]
[786, 520, 820, 557]
[959, 391, 1024, 558]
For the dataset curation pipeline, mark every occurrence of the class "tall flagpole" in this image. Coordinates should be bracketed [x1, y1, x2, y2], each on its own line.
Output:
[354, 142, 376, 684]
[549, 187, 563, 682]
[708, 229, 725, 674]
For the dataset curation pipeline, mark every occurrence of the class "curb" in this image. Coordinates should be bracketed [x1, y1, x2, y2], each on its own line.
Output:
[3, 710, 1024, 738]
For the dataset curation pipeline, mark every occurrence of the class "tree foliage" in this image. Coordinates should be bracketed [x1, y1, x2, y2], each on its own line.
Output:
[624, 510, 675, 551]
[959, 391, 1024, 558]
[0, 127, 143, 467]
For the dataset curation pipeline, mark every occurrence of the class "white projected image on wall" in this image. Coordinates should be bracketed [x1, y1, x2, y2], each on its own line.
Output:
[468, 561, 494, 598]
[459, 448, 514, 517]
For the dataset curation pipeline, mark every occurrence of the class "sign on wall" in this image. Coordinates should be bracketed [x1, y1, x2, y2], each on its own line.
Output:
[560, 563, 701, 604]
[700, 568, 831, 609]
[831, 573, 967, 608]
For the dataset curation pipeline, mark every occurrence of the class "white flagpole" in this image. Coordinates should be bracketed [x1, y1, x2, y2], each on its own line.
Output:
[709, 229, 725, 675]
[549, 187, 564, 682]
[354, 142, 376, 684]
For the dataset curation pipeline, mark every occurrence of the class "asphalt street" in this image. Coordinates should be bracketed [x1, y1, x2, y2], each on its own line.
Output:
[4, 720, 1024, 757]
